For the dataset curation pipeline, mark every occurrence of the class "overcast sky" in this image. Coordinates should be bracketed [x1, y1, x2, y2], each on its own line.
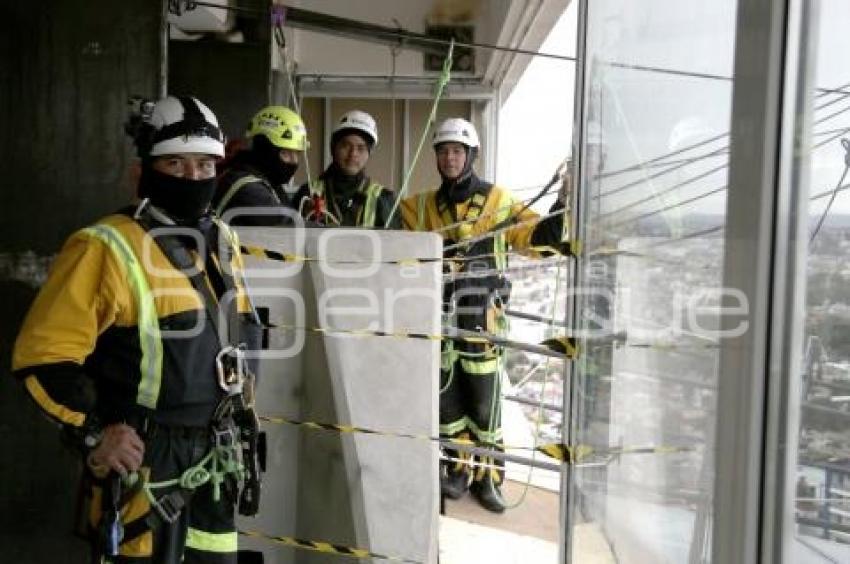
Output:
[496, 3, 576, 213]
[498, 1, 850, 219]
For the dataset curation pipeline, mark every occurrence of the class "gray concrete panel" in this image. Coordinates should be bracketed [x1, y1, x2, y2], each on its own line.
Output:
[235, 227, 442, 563]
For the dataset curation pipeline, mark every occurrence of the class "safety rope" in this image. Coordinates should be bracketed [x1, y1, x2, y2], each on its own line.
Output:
[496, 158, 570, 232]
[432, 185, 568, 235]
[585, 88, 850, 240]
[388, 37, 400, 189]
[607, 183, 728, 230]
[591, 112, 850, 231]
[438, 305, 458, 394]
[142, 442, 244, 506]
[596, 78, 850, 187]
[586, 225, 725, 259]
[595, 151, 726, 202]
[810, 138, 850, 243]
[426, 161, 572, 272]
[384, 39, 454, 227]
[272, 10, 313, 189]
[439, 351, 457, 394]
[815, 117, 850, 151]
[502, 262, 565, 509]
[600, 163, 727, 221]
[441, 208, 569, 254]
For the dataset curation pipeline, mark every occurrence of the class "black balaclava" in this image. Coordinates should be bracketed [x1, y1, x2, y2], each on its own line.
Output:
[138, 163, 216, 225]
[437, 144, 480, 204]
[248, 134, 298, 187]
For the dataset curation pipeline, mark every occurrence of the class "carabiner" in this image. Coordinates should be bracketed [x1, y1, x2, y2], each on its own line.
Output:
[215, 345, 246, 396]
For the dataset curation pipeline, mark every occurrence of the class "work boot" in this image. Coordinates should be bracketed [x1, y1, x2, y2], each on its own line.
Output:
[441, 465, 470, 500]
[470, 472, 506, 513]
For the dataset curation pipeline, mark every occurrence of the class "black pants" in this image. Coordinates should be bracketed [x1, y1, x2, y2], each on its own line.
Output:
[439, 340, 505, 482]
[91, 425, 237, 563]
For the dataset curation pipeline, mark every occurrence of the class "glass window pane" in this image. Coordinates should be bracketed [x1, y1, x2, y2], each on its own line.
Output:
[792, 1, 850, 562]
[571, 2, 737, 562]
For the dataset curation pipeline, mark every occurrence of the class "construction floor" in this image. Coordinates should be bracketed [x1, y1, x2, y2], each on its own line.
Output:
[437, 387, 614, 563]
[439, 479, 615, 563]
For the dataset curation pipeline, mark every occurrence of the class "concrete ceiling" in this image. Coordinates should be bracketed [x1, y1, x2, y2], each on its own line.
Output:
[281, 0, 571, 101]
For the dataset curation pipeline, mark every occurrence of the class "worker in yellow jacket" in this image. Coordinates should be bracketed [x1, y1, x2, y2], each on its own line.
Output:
[12, 95, 263, 562]
[401, 118, 568, 513]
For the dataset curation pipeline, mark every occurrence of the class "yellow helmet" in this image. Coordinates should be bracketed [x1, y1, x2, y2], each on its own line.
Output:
[246, 106, 308, 151]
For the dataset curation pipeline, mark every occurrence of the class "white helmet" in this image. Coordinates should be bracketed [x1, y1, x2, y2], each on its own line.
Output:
[332, 110, 378, 147]
[432, 118, 480, 149]
[145, 96, 225, 157]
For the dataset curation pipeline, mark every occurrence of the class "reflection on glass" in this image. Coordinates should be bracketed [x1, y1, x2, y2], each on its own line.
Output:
[572, 1, 737, 562]
[794, 1, 850, 562]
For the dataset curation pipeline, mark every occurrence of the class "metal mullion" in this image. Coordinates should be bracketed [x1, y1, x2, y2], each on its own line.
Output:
[713, 0, 808, 562]
[562, 1, 589, 562]
[762, 0, 817, 562]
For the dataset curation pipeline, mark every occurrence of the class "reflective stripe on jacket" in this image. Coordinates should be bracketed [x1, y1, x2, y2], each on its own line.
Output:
[12, 212, 257, 428]
[400, 184, 541, 269]
[310, 178, 385, 228]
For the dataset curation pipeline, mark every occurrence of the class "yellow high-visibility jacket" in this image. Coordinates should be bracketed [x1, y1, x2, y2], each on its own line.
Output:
[400, 182, 565, 265]
[12, 210, 260, 433]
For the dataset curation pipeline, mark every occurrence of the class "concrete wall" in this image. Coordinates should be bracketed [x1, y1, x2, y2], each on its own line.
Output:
[0, 1, 162, 561]
[235, 227, 442, 563]
[168, 0, 272, 140]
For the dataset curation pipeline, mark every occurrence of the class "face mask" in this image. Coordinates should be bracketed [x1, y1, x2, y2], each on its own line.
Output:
[138, 166, 215, 223]
[251, 135, 298, 186]
[275, 161, 298, 186]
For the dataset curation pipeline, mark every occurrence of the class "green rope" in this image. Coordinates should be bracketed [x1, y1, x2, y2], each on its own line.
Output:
[384, 39, 455, 228]
[440, 346, 458, 394]
[143, 444, 245, 506]
[503, 263, 564, 510]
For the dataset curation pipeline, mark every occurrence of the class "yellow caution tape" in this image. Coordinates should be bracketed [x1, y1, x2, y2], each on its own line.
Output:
[269, 324, 578, 360]
[623, 342, 720, 350]
[449, 245, 569, 263]
[240, 244, 441, 266]
[238, 529, 422, 563]
[261, 414, 529, 450]
[535, 443, 695, 464]
[541, 336, 580, 358]
[588, 246, 641, 258]
[240, 243, 569, 267]
[259, 414, 694, 465]
[265, 312, 714, 358]
[287, 325, 441, 342]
